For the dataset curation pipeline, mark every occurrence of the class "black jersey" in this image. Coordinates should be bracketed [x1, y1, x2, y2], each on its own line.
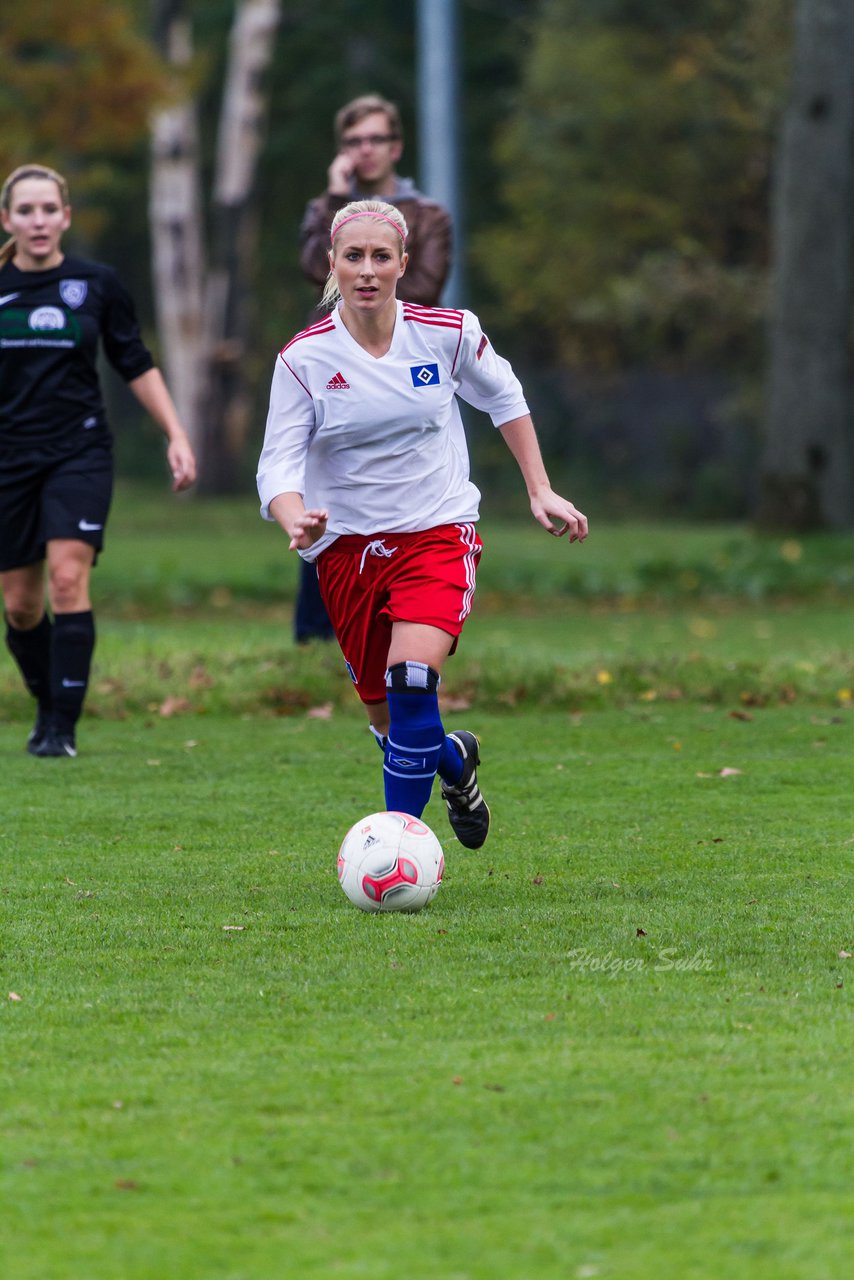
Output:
[0, 255, 154, 455]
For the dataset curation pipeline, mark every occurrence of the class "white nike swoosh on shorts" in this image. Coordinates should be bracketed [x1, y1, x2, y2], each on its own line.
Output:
[61, 679, 86, 688]
[78, 520, 103, 531]
[0, 292, 21, 305]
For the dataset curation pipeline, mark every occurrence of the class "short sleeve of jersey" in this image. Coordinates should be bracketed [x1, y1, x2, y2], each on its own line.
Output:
[257, 350, 318, 518]
[453, 311, 529, 427]
[98, 266, 155, 383]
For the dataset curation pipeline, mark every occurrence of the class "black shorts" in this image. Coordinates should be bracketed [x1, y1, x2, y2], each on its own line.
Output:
[0, 439, 114, 572]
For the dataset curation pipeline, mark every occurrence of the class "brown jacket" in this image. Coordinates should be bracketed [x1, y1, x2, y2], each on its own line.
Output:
[299, 180, 453, 306]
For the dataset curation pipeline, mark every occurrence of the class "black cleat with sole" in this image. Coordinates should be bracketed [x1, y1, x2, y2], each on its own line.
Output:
[441, 730, 490, 849]
[32, 730, 77, 758]
[26, 706, 53, 756]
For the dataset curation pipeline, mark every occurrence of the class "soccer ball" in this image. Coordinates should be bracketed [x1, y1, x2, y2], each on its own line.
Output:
[337, 811, 445, 913]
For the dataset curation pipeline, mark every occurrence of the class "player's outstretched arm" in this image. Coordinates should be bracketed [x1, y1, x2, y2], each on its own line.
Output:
[128, 368, 197, 491]
[498, 415, 588, 542]
[269, 492, 329, 552]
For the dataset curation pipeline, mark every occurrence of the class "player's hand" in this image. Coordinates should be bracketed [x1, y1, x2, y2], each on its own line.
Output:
[530, 488, 588, 542]
[288, 508, 329, 551]
[327, 152, 354, 196]
[167, 436, 197, 491]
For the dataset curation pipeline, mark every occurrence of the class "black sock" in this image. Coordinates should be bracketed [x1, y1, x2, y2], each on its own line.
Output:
[5, 613, 53, 713]
[51, 611, 96, 736]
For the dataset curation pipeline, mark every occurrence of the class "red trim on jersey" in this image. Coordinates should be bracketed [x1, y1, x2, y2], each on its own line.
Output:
[280, 317, 335, 355]
[402, 302, 463, 322]
[402, 303, 463, 330]
[282, 359, 311, 399]
[450, 326, 465, 374]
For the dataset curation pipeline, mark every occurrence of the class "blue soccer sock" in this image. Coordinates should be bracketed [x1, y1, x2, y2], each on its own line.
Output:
[437, 735, 465, 785]
[383, 661, 445, 818]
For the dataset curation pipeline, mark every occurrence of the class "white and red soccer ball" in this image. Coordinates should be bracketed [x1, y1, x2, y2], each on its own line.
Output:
[337, 811, 444, 913]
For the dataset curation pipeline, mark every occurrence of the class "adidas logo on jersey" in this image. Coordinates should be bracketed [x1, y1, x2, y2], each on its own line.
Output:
[326, 371, 350, 390]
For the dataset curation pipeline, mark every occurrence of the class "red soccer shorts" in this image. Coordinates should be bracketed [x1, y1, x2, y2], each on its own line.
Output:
[315, 522, 483, 704]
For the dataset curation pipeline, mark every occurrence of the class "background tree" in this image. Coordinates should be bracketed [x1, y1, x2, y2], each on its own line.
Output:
[757, 0, 854, 530]
[0, 0, 166, 240]
[473, 0, 791, 371]
[150, 0, 281, 492]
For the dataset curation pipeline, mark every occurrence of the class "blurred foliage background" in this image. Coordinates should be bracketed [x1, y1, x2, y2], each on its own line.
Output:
[0, 0, 821, 517]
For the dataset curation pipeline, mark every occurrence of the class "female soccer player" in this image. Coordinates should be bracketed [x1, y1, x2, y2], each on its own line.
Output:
[257, 199, 587, 849]
[1, 164, 197, 758]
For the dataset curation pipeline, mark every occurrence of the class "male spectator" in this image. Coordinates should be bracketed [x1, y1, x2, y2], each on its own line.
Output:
[294, 93, 453, 643]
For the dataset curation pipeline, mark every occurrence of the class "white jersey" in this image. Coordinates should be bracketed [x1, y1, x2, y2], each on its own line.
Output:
[256, 301, 528, 561]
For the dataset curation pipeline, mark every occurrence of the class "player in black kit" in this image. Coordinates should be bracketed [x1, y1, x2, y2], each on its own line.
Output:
[1, 163, 197, 758]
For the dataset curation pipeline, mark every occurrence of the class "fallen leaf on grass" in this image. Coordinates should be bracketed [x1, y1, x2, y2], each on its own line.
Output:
[719, 767, 743, 777]
[8, 992, 22, 1002]
[223, 925, 245, 932]
[636, 928, 647, 937]
[839, 950, 852, 960]
[532, 875, 544, 885]
[439, 694, 472, 712]
[728, 710, 753, 721]
[114, 1179, 139, 1191]
[306, 703, 333, 720]
[159, 696, 193, 718]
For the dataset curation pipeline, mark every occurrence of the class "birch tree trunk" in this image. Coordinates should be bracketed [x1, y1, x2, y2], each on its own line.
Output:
[757, 0, 854, 530]
[148, 0, 281, 491]
[149, 0, 207, 459]
[199, 0, 282, 494]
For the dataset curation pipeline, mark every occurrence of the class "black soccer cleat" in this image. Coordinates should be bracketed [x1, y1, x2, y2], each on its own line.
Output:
[441, 730, 490, 849]
[32, 730, 77, 759]
[26, 706, 53, 756]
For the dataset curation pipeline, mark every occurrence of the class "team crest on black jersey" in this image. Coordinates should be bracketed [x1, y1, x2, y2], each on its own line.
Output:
[410, 363, 440, 387]
[60, 279, 88, 309]
[29, 306, 66, 330]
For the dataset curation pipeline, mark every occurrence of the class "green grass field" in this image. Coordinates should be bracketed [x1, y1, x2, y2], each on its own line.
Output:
[1, 490, 852, 1278]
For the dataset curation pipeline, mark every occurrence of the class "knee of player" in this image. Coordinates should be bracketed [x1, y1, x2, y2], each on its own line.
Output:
[4, 600, 44, 631]
[47, 563, 90, 611]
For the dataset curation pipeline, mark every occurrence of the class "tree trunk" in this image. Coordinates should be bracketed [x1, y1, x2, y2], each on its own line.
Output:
[149, 0, 207, 460]
[198, 0, 282, 494]
[757, 0, 854, 530]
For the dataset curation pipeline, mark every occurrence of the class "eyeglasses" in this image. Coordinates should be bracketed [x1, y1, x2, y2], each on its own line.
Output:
[341, 134, 398, 150]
